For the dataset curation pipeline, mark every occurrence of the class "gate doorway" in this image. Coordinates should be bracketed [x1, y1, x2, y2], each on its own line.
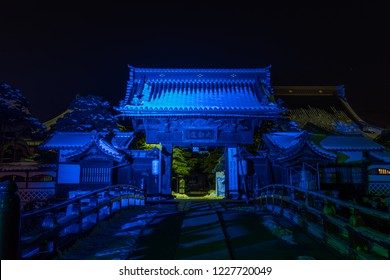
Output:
[171, 146, 224, 199]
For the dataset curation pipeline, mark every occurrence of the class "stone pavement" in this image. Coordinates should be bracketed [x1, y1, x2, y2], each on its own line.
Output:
[56, 206, 163, 260]
[57, 200, 347, 260]
[128, 200, 232, 260]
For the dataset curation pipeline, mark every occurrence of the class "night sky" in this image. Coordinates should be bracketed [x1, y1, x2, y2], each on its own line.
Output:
[1, 1, 389, 128]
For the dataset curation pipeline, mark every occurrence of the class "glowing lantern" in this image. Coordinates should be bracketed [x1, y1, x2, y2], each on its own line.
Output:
[152, 159, 160, 175]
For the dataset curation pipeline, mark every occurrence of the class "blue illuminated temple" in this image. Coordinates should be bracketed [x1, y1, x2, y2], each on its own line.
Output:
[5, 65, 390, 205]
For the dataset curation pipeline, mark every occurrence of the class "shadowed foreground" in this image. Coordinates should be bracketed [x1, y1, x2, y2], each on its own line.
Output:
[58, 200, 346, 260]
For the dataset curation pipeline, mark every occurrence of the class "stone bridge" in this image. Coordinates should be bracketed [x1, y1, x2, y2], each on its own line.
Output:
[1, 181, 389, 260]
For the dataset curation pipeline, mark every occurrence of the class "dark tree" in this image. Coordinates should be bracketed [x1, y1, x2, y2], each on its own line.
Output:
[0, 83, 45, 162]
[131, 132, 161, 150]
[198, 148, 224, 180]
[172, 147, 197, 176]
[52, 95, 119, 132]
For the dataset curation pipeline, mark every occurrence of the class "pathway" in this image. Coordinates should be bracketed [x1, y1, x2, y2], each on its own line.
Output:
[57, 200, 346, 260]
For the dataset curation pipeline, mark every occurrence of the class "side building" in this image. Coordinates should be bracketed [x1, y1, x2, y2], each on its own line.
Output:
[6, 68, 388, 208]
[256, 85, 390, 202]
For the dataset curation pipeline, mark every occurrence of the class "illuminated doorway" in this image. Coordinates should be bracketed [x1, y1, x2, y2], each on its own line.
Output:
[171, 146, 224, 199]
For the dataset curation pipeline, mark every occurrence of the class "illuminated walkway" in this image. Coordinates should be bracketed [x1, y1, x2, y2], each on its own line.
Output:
[128, 200, 346, 260]
[58, 200, 346, 260]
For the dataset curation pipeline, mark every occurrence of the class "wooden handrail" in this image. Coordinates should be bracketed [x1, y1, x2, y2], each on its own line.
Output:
[19, 184, 145, 259]
[254, 184, 390, 260]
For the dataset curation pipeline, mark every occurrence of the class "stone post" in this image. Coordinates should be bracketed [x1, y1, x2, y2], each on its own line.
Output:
[0, 180, 21, 259]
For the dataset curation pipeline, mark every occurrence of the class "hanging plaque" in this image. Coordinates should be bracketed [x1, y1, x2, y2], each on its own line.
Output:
[183, 127, 217, 142]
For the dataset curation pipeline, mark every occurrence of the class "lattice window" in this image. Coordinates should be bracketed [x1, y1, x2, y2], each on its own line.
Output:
[351, 167, 364, 184]
[338, 167, 352, 183]
[81, 167, 111, 183]
[321, 168, 336, 183]
[321, 167, 363, 184]
[18, 189, 55, 203]
[368, 183, 390, 196]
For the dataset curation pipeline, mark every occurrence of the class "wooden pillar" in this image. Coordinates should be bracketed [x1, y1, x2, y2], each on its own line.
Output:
[225, 146, 239, 199]
[161, 144, 173, 196]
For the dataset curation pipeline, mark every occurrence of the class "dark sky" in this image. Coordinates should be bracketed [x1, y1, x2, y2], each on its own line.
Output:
[1, 1, 389, 127]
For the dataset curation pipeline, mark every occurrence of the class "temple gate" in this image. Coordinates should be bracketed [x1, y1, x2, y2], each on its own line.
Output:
[116, 66, 284, 198]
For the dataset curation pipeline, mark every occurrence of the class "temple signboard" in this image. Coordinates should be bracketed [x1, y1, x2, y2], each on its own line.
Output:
[183, 127, 217, 142]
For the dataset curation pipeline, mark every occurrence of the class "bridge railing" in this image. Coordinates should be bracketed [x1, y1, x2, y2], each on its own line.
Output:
[19, 184, 145, 259]
[254, 184, 390, 260]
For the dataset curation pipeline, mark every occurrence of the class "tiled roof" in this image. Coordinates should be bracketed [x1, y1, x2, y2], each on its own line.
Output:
[263, 132, 337, 162]
[370, 151, 390, 163]
[263, 132, 306, 150]
[111, 132, 135, 149]
[40, 132, 95, 149]
[118, 66, 283, 116]
[40, 131, 134, 151]
[61, 137, 124, 162]
[128, 67, 272, 81]
[272, 85, 383, 136]
[122, 89, 279, 112]
[320, 136, 384, 151]
[307, 141, 337, 160]
[96, 138, 124, 161]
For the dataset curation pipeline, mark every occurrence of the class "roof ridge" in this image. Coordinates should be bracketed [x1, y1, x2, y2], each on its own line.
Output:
[307, 140, 338, 160]
[128, 65, 271, 73]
